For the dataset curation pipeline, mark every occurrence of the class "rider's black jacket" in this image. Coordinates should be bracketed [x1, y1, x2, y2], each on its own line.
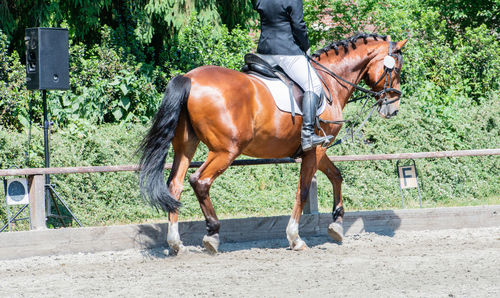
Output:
[255, 0, 310, 55]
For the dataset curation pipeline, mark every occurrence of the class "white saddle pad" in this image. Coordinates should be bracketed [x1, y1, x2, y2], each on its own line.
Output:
[250, 74, 326, 116]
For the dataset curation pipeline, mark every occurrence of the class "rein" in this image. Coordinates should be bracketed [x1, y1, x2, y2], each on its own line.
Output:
[307, 42, 402, 148]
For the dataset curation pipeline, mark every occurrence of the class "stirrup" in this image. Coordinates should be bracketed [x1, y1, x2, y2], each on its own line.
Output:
[301, 142, 313, 152]
[321, 135, 334, 147]
[301, 135, 330, 151]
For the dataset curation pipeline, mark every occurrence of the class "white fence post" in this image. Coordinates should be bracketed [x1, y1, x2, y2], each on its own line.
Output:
[28, 175, 47, 230]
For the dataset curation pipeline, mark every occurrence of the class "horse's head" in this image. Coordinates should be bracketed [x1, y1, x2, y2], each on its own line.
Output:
[364, 38, 408, 119]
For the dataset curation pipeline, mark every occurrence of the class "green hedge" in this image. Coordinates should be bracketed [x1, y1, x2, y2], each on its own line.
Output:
[1, 93, 498, 227]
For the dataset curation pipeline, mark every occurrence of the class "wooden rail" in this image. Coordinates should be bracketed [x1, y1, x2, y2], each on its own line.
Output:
[1, 148, 498, 231]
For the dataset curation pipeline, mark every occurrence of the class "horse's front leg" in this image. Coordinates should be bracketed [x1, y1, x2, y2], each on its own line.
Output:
[287, 150, 320, 250]
[318, 154, 344, 242]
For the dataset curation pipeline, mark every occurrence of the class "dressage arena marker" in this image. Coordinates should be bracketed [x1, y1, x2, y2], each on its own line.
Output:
[396, 159, 422, 208]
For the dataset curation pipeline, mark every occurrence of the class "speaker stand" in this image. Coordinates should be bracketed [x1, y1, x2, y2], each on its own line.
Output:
[42, 90, 83, 227]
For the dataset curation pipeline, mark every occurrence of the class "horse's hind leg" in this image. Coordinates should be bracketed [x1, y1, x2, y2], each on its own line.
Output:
[167, 110, 199, 254]
[189, 150, 239, 254]
[318, 154, 344, 242]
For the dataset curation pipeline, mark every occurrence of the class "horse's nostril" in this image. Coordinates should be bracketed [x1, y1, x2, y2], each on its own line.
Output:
[392, 110, 399, 117]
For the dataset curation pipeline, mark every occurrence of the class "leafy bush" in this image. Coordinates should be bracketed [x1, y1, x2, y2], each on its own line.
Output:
[449, 25, 499, 102]
[167, 16, 256, 74]
[374, 1, 499, 106]
[0, 17, 256, 130]
[0, 27, 165, 130]
[0, 30, 32, 129]
[309, 0, 499, 107]
[56, 30, 162, 125]
[424, 0, 499, 38]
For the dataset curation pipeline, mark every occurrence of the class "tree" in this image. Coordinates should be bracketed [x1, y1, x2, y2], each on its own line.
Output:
[216, 0, 257, 30]
[425, 0, 499, 35]
[0, 0, 257, 65]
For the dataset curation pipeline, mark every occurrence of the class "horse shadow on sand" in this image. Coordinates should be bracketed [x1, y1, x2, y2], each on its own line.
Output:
[134, 209, 402, 257]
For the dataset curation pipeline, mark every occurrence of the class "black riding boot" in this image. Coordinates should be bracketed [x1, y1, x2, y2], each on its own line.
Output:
[301, 91, 332, 151]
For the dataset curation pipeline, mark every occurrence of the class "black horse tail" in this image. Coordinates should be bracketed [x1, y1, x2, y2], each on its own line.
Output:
[138, 75, 191, 213]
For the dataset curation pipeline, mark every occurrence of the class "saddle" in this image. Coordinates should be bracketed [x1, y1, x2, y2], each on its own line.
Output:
[241, 54, 306, 119]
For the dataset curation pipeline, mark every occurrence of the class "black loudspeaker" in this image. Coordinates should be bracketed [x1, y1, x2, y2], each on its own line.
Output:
[25, 27, 70, 90]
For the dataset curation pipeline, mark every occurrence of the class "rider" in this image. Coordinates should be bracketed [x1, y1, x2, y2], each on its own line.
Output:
[255, 0, 332, 151]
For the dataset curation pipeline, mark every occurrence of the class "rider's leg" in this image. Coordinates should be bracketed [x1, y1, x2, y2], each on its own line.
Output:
[256, 54, 280, 67]
[278, 55, 331, 151]
[301, 91, 332, 151]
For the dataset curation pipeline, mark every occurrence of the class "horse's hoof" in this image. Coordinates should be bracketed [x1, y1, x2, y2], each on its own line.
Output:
[168, 241, 187, 255]
[202, 234, 220, 254]
[291, 239, 308, 251]
[328, 222, 344, 242]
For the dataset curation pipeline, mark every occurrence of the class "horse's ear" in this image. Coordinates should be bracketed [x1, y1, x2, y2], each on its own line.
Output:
[395, 39, 408, 51]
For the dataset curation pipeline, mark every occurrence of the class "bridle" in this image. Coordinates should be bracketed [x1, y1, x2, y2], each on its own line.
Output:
[370, 41, 403, 105]
[306, 41, 403, 147]
[308, 41, 402, 106]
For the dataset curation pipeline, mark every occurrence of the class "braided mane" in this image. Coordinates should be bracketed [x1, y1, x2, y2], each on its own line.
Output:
[313, 33, 388, 58]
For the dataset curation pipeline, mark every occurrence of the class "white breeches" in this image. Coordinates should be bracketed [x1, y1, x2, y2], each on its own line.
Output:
[258, 54, 323, 97]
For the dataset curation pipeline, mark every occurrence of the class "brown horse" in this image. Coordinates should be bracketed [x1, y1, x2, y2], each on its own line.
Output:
[138, 33, 408, 254]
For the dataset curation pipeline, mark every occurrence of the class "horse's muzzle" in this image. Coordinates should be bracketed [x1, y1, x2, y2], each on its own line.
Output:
[385, 109, 398, 119]
[378, 103, 399, 119]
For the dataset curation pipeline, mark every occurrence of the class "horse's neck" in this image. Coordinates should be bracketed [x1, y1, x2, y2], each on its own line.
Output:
[316, 47, 376, 109]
